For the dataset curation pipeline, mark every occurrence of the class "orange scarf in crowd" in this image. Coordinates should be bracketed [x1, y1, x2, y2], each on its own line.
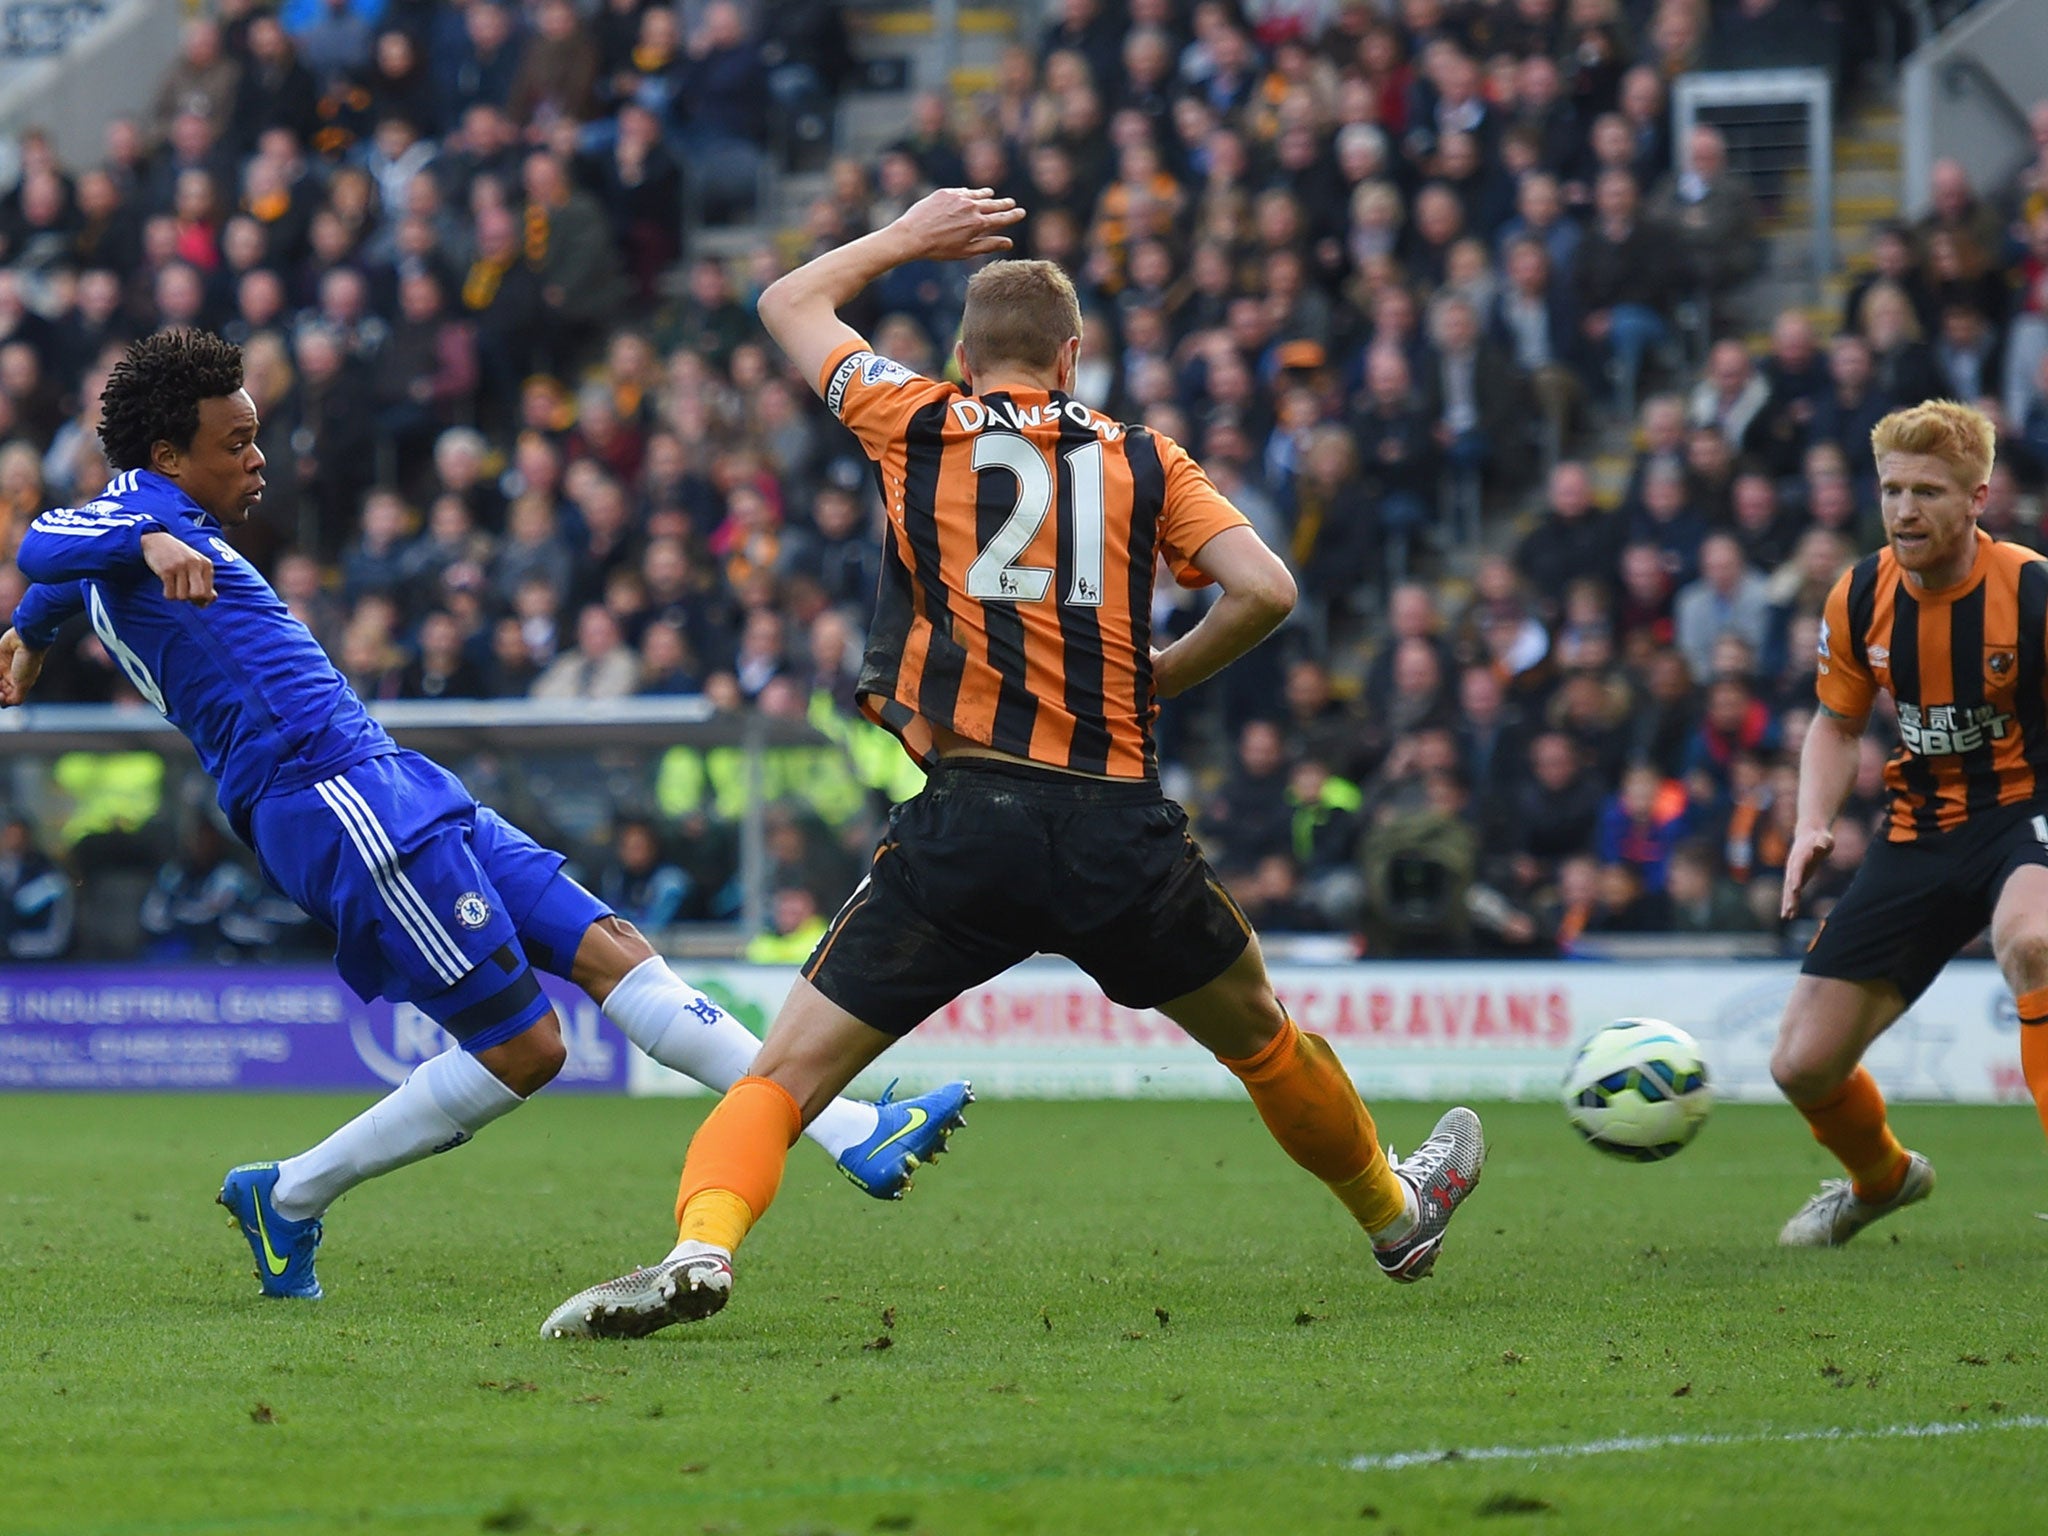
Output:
[463, 254, 512, 311]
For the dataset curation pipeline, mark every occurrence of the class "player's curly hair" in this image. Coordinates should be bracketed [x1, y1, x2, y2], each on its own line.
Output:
[97, 328, 245, 473]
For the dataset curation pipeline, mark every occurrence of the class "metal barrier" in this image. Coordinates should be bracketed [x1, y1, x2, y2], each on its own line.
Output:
[0, 698, 830, 943]
[1673, 68, 1835, 283]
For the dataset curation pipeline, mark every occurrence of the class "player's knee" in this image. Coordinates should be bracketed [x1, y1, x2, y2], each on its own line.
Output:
[1997, 928, 2048, 995]
[571, 915, 658, 1001]
[489, 1014, 567, 1095]
[1769, 1035, 1844, 1105]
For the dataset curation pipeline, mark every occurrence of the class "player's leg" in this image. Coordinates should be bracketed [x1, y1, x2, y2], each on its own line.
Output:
[1067, 793, 1483, 1282]
[1769, 973, 1914, 1198]
[543, 796, 1012, 1337]
[221, 761, 561, 1296]
[541, 978, 901, 1339]
[1772, 834, 1967, 1246]
[472, 806, 967, 1190]
[1987, 862, 2048, 1143]
[1153, 932, 1485, 1282]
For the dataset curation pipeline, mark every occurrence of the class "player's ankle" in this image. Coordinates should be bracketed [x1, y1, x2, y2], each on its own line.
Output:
[1369, 1180, 1421, 1247]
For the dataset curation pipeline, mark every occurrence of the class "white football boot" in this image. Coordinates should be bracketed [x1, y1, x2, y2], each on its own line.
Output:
[541, 1242, 734, 1339]
[1778, 1151, 1936, 1248]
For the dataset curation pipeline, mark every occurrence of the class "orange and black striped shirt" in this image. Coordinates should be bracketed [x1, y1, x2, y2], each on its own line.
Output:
[1818, 530, 2048, 841]
[818, 337, 1248, 780]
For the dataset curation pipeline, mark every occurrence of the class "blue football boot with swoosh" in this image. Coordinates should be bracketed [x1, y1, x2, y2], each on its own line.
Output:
[218, 1162, 324, 1299]
[835, 1080, 974, 1199]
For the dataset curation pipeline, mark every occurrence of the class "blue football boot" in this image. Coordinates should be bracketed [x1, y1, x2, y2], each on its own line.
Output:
[835, 1080, 974, 1199]
[218, 1162, 324, 1299]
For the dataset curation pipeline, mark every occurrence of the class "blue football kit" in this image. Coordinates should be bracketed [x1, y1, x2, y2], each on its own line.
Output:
[11, 470, 604, 1049]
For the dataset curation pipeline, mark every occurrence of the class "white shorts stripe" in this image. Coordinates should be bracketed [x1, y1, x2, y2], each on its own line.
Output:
[313, 779, 467, 986]
[314, 780, 469, 985]
[325, 776, 475, 981]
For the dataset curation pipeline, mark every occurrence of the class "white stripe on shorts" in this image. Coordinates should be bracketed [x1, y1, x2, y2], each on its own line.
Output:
[326, 776, 479, 983]
[313, 777, 470, 987]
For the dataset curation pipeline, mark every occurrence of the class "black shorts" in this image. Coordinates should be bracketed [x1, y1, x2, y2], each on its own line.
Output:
[802, 757, 1255, 1035]
[1802, 802, 2048, 1005]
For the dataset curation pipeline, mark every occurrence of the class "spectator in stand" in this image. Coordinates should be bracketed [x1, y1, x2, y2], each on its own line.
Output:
[1427, 292, 1530, 500]
[637, 618, 701, 696]
[139, 819, 285, 963]
[230, 13, 320, 156]
[1490, 234, 1581, 451]
[1687, 674, 1779, 801]
[532, 604, 640, 701]
[676, 0, 770, 220]
[521, 150, 627, 371]
[1351, 344, 1437, 581]
[154, 18, 242, 146]
[1859, 281, 1944, 408]
[1456, 661, 1531, 815]
[598, 817, 693, 930]
[0, 812, 73, 960]
[1805, 331, 1891, 470]
[1915, 157, 2006, 271]
[1687, 339, 1770, 452]
[1283, 422, 1380, 633]
[1649, 123, 1757, 301]
[1516, 460, 1620, 612]
[399, 608, 488, 701]
[1511, 731, 1604, 872]
[1597, 763, 1691, 894]
[1735, 307, 1818, 470]
[1674, 533, 1772, 685]
[1728, 470, 1800, 573]
[510, 0, 599, 130]
[1934, 302, 2003, 404]
[294, 0, 374, 91]
[1574, 168, 1687, 410]
[1629, 460, 1711, 590]
[1203, 718, 1298, 878]
[340, 488, 412, 606]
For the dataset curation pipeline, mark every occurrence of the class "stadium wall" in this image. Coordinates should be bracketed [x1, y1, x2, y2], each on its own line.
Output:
[0, 961, 2033, 1108]
[0, 0, 181, 169]
[1902, 0, 2047, 216]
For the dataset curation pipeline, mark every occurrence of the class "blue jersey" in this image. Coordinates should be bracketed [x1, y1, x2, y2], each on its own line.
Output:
[11, 470, 396, 840]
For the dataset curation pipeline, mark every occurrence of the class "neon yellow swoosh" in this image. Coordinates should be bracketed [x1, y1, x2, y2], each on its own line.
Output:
[867, 1106, 929, 1158]
[250, 1192, 291, 1277]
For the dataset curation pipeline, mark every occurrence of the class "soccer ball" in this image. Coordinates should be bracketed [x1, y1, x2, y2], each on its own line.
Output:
[1561, 1019, 1712, 1161]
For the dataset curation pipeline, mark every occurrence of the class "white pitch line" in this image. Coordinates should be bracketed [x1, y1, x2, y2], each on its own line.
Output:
[1348, 1414, 2048, 1472]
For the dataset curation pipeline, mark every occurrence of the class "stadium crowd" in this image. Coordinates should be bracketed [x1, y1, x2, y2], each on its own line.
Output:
[2, 0, 2044, 962]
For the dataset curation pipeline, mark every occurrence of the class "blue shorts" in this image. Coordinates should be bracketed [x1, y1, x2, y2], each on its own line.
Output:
[250, 751, 612, 1050]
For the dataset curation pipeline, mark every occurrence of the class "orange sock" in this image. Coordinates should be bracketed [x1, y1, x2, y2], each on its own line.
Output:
[1796, 1066, 1908, 1201]
[2016, 985, 2048, 1146]
[1220, 1017, 1407, 1235]
[672, 1075, 803, 1251]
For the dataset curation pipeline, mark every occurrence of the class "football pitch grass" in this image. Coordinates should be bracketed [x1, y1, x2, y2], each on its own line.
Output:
[5, 1095, 2047, 1536]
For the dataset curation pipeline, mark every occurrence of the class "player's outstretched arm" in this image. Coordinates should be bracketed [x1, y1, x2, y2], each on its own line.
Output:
[759, 187, 1025, 396]
[0, 580, 87, 706]
[18, 512, 214, 606]
[1780, 704, 1865, 919]
[1151, 526, 1297, 699]
[0, 628, 47, 708]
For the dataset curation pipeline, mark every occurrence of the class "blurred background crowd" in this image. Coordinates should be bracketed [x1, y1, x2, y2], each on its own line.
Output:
[2, 0, 2043, 964]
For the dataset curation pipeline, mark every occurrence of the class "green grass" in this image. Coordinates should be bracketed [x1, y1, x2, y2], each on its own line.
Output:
[3, 1095, 2047, 1536]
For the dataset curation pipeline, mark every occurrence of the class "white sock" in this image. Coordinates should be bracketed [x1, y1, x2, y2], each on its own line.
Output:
[1369, 1179, 1421, 1247]
[272, 1047, 524, 1220]
[602, 957, 879, 1157]
[662, 1237, 731, 1263]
